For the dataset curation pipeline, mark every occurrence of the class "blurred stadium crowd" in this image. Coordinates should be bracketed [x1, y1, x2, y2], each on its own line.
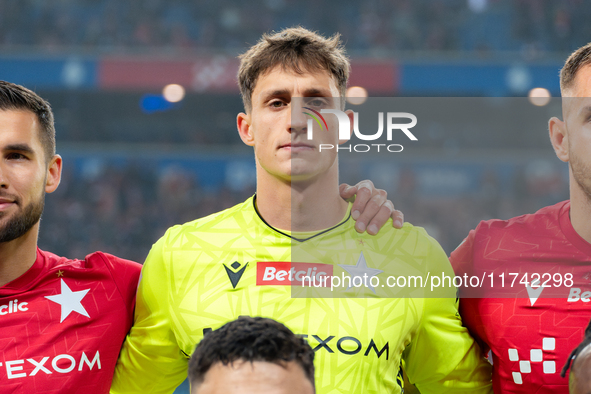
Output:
[40, 161, 256, 263]
[0, 0, 589, 54]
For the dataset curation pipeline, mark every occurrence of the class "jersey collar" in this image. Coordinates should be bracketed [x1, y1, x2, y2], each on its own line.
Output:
[252, 194, 352, 243]
[0, 248, 46, 295]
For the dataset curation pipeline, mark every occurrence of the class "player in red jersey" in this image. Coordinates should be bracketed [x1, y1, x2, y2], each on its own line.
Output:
[0, 81, 142, 393]
[450, 43, 591, 393]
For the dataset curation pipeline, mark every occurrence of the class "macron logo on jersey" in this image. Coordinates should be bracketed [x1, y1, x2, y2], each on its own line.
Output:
[526, 279, 544, 307]
[224, 261, 248, 289]
[257, 262, 333, 286]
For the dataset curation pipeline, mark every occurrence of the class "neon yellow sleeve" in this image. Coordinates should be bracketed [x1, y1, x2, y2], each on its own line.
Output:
[403, 233, 492, 394]
[110, 232, 188, 394]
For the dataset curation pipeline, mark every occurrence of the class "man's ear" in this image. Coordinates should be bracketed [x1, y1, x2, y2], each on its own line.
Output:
[337, 109, 354, 145]
[45, 154, 62, 194]
[237, 112, 255, 147]
[549, 117, 569, 162]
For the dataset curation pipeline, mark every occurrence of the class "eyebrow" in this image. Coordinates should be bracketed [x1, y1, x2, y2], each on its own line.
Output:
[260, 88, 335, 102]
[3, 143, 35, 154]
[300, 88, 333, 97]
[261, 89, 291, 102]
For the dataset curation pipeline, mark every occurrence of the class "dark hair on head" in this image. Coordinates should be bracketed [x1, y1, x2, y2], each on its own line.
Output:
[238, 26, 350, 112]
[560, 42, 591, 94]
[561, 317, 591, 377]
[188, 316, 315, 389]
[0, 81, 56, 161]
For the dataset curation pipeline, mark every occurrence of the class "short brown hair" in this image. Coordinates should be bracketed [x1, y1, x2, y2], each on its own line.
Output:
[238, 26, 350, 112]
[0, 81, 56, 162]
[560, 43, 591, 94]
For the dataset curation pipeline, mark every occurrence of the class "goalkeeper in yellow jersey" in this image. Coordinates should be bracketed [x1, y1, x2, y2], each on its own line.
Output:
[111, 27, 492, 394]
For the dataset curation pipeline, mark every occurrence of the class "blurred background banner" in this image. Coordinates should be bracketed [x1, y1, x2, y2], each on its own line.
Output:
[2, 1, 587, 391]
[0, 54, 562, 95]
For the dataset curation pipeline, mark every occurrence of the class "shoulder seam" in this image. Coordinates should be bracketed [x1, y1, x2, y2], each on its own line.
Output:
[94, 252, 135, 318]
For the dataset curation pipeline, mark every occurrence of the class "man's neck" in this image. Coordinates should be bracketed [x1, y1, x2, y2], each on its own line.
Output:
[255, 167, 349, 232]
[569, 177, 591, 244]
[0, 226, 39, 288]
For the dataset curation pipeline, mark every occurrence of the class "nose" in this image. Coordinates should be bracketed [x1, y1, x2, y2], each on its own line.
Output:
[289, 99, 308, 136]
[0, 165, 8, 189]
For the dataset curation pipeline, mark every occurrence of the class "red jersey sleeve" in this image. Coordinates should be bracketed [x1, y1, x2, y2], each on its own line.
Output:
[90, 252, 141, 329]
[449, 226, 491, 355]
[450, 228, 477, 278]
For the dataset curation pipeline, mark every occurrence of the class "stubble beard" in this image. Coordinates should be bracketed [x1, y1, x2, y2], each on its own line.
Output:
[0, 192, 45, 244]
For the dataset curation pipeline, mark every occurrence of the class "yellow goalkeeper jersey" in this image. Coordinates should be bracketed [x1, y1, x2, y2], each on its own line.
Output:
[111, 196, 492, 394]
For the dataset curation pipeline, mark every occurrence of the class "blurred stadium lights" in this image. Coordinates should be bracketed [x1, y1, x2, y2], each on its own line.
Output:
[346, 86, 368, 105]
[140, 84, 185, 113]
[506, 65, 532, 94]
[528, 87, 551, 107]
[61, 58, 86, 88]
[140, 94, 175, 114]
[468, 0, 488, 13]
[163, 84, 186, 103]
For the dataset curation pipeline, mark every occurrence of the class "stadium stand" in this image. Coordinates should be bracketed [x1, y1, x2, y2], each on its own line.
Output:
[0, 0, 590, 54]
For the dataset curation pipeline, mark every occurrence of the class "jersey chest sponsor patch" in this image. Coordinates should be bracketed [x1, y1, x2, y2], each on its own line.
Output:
[256, 262, 333, 286]
[0, 299, 29, 316]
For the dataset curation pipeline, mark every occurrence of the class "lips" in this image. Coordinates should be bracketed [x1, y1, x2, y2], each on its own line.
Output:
[279, 142, 315, 150]
[0, 196, 17, 210]
[0, 202, 15, 211]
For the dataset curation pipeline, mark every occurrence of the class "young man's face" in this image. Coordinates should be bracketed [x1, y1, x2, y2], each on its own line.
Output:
[0, 109, 61, 243]
[191, 360, 314, 394]
[237, 65, 347, 183]
[562, 65, 591, 200]
[550, 64, 591, 200]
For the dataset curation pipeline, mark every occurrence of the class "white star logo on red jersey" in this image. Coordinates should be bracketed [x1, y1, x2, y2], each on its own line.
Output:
[45, 279, 91, 323]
